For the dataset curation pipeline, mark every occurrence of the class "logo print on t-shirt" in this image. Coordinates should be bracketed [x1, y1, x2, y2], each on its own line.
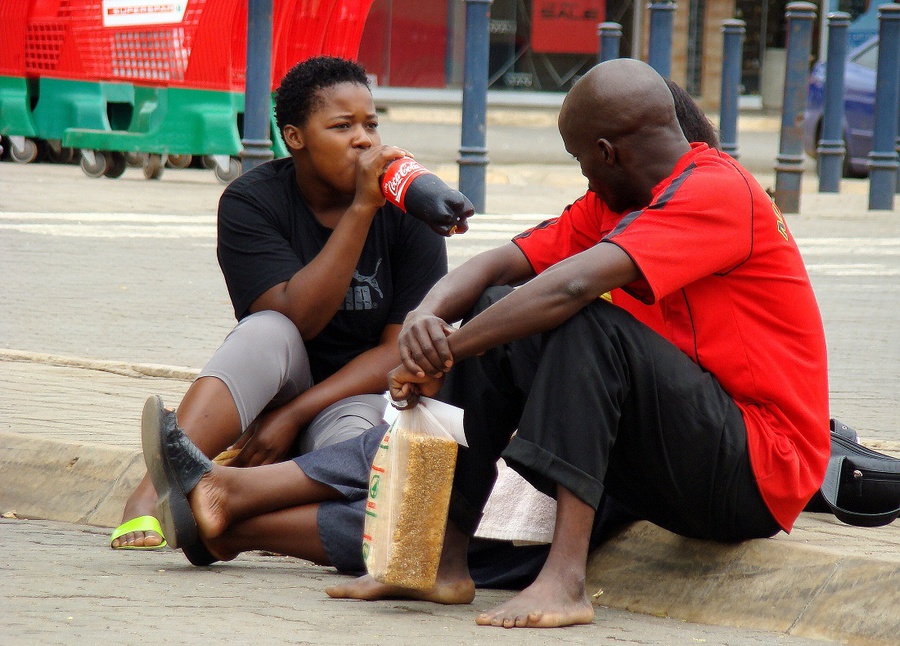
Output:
[771, 200, 789, 242]
[344, 258, 383, 311]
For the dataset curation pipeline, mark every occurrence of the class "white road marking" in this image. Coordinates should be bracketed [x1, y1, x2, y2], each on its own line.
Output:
[1, 211, 898, 279]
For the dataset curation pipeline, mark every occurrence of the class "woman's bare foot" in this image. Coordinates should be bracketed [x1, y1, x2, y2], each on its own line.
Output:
[474, 572, 594, 628]
[111, 478, 163, 548]
[325, 573, 475, 605]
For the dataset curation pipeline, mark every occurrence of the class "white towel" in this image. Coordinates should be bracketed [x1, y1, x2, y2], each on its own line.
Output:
[474, 458, 556, 545]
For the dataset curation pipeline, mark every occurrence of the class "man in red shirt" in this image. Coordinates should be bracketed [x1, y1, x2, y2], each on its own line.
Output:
[328, 59, 830, 628]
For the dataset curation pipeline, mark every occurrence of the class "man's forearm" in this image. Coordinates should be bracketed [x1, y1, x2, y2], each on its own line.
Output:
[418, 243, 534, 324]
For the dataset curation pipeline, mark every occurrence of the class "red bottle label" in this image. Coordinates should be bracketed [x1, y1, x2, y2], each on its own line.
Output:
[380, 158, 430, 212]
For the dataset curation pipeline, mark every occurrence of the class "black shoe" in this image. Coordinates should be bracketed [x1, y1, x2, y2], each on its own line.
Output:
[141, 395, 217, 565]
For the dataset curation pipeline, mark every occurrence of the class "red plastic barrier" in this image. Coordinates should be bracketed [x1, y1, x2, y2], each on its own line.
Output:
[322, 0, 375, 60]
[17, 0, 374, 91]
[0, 0, 30, 76]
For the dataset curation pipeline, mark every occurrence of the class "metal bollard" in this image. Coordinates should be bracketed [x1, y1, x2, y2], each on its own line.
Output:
[241, 0, 275, 174]
[867, 4, 900, 210]
[598, 22, 622, 64]
[817, 12, 851, 193]
[774, 2, 817, 214]
[719, 19, 746, 158]
[458, 0, 493, 214]
[648, 2, 676, 79]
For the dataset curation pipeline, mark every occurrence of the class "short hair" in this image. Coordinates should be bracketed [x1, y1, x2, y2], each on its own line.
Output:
[666, 79, 720, 149]
[274, 56, 370, 136]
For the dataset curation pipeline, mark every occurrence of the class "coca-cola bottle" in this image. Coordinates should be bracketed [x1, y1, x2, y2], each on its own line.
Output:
[380, 157, 473, 236]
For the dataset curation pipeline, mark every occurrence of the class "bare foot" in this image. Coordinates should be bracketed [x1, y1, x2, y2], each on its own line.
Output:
[325, 573, 475, 605]
[188, 466, 231, 541]
[112, 484, 163, 548]
[474, 575, 594, 628]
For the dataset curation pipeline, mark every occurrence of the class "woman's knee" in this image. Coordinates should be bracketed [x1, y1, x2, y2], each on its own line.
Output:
[239, 310, 303, 350]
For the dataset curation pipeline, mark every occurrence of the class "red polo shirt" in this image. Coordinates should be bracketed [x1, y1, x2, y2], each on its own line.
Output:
[513, 143, 829, 531]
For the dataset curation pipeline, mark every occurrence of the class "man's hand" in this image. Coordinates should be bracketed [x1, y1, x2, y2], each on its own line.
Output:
[398, 310, 456, 378]
[228, 406, 301, 467]
[388, 363, 445, 409]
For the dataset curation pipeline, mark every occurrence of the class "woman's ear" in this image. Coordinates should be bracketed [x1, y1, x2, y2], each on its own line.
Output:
[282, 124, 304, 152]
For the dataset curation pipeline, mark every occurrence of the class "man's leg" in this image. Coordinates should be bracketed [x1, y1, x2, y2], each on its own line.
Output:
[474, 300, 777, 627]
[186, 459, 341, 560]
[476, 486, 596, 628]
[506, 300, 778, 542]
[113, 311, 312, 548]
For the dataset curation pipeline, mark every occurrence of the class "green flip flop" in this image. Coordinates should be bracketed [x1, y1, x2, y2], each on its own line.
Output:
[110, 515, 168, 550]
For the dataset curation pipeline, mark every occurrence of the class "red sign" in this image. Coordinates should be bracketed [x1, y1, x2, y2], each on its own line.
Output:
[531, 0, 606, 54]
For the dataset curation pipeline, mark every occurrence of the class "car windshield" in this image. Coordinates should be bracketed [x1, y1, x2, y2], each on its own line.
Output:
[849, 37, 878, 70]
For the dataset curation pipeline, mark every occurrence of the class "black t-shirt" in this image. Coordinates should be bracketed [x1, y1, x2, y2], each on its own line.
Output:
[217, 157, 448, 383]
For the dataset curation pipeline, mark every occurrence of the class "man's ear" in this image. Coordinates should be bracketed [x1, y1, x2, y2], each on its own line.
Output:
[283, 124, 304, 152]
[598, 138, 615, 164]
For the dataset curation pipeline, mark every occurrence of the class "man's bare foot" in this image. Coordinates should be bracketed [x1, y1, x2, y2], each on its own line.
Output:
[325, 573, 475, 605]
[474, 574, 594, 628]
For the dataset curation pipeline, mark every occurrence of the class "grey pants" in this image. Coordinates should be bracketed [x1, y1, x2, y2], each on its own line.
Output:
[198, 310, 387, 453]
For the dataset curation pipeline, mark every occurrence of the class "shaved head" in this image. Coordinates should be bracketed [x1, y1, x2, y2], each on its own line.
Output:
[560, 58, 680, 144]
[558, 59, 691, 213]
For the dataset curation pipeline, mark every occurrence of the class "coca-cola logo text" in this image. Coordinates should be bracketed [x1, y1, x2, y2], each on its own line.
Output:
[381, 158, 429, 210]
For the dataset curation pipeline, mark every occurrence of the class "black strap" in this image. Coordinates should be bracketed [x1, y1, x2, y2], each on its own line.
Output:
[820, 450, 900, 528]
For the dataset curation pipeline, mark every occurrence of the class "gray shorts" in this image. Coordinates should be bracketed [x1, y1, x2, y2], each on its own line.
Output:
[198, 310, 388, 452]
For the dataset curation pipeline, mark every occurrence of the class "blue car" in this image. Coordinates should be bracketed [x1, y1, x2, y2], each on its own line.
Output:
[803, 36, 878, 178]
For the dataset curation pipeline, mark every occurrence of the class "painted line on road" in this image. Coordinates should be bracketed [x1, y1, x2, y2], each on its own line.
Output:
[0, 212, 216, 223]
[0, 223, 215, 238]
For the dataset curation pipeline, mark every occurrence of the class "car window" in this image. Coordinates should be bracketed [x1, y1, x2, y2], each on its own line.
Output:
[852, 42, 879, 70]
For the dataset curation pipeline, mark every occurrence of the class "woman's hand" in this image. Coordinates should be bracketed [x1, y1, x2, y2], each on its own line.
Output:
[354, 145, 412, 212]
[227, 406, 302, 468]
[398, 309, 456, 378]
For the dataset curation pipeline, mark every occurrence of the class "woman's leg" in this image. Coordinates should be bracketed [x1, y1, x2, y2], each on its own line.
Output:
[114, 311, 312, 548]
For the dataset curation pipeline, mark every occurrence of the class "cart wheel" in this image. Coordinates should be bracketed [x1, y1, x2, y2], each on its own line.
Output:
[214, 156, 241, 184]
[103, 151, 127, 178]
[10, 138, 39, 164]
[125, 152, 145, 168]
[201, 155, 217, 170]
[47, 142, 77, 164]
[166, 154, 192, 169]
[143, 154, 165, 180]
[80, 150, 108, 178]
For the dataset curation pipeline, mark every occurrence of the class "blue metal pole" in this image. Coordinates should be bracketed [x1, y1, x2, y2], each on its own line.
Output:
[817, 12, 850, 193]
[774, 2, 817, 214]
[868, 4, 900, 210]
[241, 0, 275, 174]
[598, 21, 622, 64]
[458, 0, 492, 214]
[648, 2, 676, 79]
[719, 19, 746, 158]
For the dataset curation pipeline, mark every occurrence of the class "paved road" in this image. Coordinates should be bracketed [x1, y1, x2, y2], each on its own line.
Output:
[0, 518, 837, 645]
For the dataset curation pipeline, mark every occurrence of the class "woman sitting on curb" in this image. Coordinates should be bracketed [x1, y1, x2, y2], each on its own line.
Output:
[110, 56, 453, 556]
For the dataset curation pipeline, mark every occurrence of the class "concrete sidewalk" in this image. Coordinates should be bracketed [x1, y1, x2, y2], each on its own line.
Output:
[1, 116, 899, 644]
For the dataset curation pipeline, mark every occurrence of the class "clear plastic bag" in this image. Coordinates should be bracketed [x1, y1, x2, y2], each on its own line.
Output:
[362, 402, 459, 590]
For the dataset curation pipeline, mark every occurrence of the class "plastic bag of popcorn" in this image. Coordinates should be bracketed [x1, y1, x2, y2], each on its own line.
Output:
[363, 400, 461, 590]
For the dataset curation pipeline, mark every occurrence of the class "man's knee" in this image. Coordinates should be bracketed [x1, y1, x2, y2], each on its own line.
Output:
[470, 285, 515, 319]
